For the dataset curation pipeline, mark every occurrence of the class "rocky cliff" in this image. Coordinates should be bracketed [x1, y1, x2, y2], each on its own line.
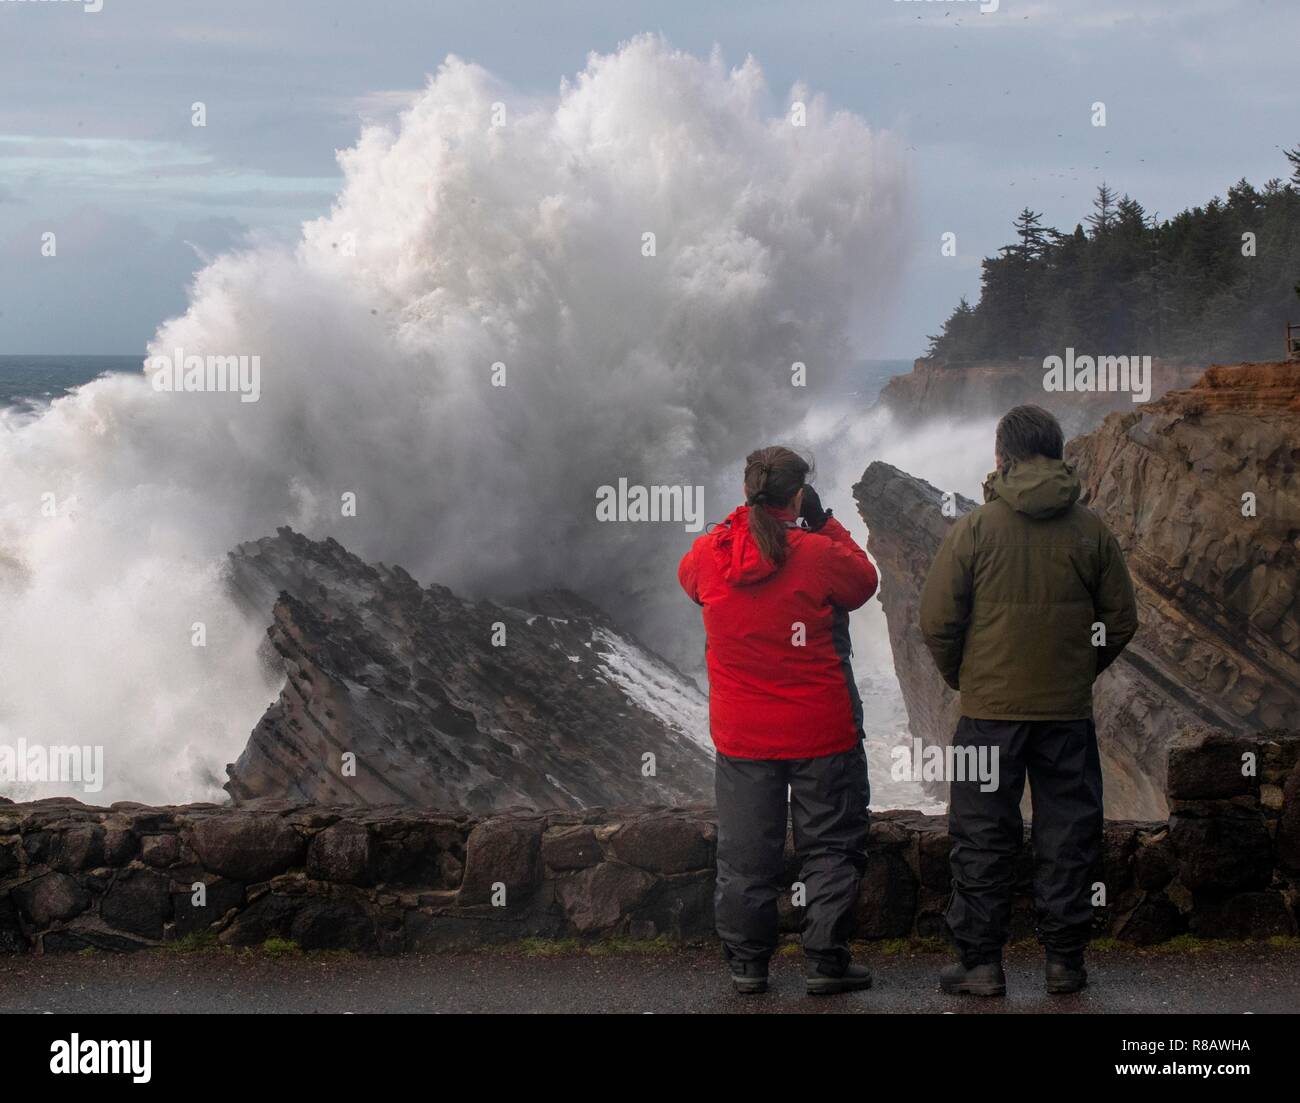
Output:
[876, 357, 1206, 436]
[223, 528, 713, 811]
[855, 362, 1300, 819]
[1068, 361, 1300, 734]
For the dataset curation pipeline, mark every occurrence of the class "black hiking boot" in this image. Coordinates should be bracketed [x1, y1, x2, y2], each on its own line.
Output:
[1045, 955, 1088, 995]
[728, 960, 769, 995]
[806, 960, 873, 996]
[939, 959, 1007, 997]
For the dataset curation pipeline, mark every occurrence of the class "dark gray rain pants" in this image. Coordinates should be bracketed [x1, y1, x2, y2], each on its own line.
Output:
[946, 716, 1104, 966]
[714, 742, 869, 969]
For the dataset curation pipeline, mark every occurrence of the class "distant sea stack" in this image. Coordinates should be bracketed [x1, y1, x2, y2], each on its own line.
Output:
[875, 356, 1206, 437]
[855, 361, 1300, 820]
[223, 528, 713, 811]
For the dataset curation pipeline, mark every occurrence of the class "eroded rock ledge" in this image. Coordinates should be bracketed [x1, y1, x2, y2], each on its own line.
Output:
[856, 361, 1300, 820]
[2, 728, 1297, 954]
[223, 527, 713, 811]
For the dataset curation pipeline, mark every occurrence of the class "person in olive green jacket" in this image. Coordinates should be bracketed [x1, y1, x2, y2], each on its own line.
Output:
[919, 404, 1138, 997]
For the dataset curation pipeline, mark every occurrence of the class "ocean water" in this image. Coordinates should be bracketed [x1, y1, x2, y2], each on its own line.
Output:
[852, 359, 913, 404]
[2, 356, 911, 409]
[0, 355, 141, 409]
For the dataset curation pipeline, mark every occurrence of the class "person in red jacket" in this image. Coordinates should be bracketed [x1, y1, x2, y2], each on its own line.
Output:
[678, 445, 879, 995]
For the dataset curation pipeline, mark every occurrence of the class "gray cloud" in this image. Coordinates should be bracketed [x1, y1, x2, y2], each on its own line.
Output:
[1, 0, 1296, 356]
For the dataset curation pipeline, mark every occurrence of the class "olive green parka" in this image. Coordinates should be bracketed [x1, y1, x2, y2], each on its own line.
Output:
[918, 457, 1138, 719]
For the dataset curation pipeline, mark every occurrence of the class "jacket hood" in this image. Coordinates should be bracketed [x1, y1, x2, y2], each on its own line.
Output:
[983, 457, 1081, 519]
[710, 505, 797, 585]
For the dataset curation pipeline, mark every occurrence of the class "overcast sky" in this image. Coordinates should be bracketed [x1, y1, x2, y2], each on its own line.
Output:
[2, 0, 1296, 358]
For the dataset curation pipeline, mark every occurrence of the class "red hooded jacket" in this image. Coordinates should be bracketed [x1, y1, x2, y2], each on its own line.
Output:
[678, 506, 879, 760]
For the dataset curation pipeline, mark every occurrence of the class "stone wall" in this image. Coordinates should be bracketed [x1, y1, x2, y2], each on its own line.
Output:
[2, 728, 1297, 954]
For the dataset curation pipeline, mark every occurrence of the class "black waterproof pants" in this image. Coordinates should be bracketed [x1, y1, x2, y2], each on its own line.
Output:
[945, 716, 1103, 966]
[714, 742, 869, 969]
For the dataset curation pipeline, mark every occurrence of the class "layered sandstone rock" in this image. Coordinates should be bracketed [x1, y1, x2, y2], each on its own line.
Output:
[1068, 361, 1300, 737]
[854, 361, 1300, 819]
[223, 528, 712, 811]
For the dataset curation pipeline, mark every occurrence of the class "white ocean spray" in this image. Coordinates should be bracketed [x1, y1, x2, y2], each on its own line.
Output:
[0, 36, 959, 804]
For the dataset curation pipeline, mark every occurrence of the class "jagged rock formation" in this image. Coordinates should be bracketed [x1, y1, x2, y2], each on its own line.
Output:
[2, 728, 1295, 953]
[876, 356, 1206, 436]
[1069, 360, 1300, 733]
[852, 464, 973, 806]
[855, 361, 1300, 819]
[223, 528, 712, 811]
[851, 462, 1183, 815]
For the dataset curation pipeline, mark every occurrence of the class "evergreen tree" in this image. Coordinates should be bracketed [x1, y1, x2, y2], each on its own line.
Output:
[925, 147, 1300, 364]
[1086, 183, 1117, 236]
[1285, 144, 1300, 188]
[1010, 208, 1051, 260]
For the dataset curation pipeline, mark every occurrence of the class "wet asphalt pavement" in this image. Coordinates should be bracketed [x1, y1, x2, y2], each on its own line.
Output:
[2, 942, 1298, 1014]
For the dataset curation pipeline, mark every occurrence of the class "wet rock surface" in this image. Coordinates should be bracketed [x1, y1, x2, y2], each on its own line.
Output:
[223, 527, 713, 811]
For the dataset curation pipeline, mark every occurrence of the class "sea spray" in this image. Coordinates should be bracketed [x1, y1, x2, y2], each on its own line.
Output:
[802, 400, 996, 811]
[0, 36, 916, 802]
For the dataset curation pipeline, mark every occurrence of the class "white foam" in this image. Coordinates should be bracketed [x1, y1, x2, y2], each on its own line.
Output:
[0, 36, 909, 803]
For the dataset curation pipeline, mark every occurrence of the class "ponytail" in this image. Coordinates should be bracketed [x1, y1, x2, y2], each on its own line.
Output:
[743, 446, 811, 566]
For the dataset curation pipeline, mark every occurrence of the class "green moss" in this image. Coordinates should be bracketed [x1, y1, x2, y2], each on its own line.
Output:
[856, 937, 949, 956]
[1148, 934, 1208, 953]
[260, 936, 303, 957]
[501, 935, 683, 957]
[513, 937, 583, 957]
[1093, 935, 1300, 955]
[586, 935, 676, 957]
[159, 931, 219, 954]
